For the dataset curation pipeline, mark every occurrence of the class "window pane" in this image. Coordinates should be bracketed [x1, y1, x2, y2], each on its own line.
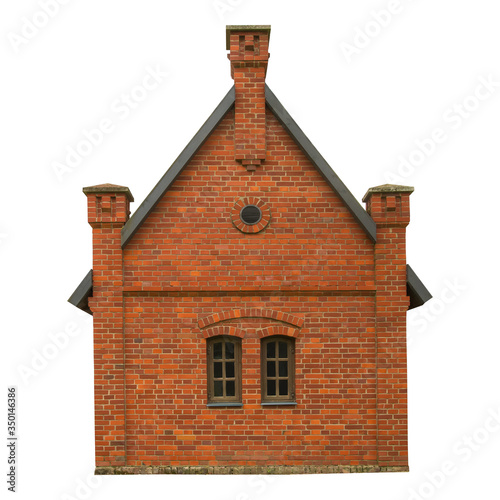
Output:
[214, 362, 222, 378]
[225, 341, 234, 359]
[266, 341, 276, 359]
[279, 360, 288, 377]
[208, 337, 241, 403]
[213, 342, 223, 359]
[214, 380, 223, 397]
[279, 379, 288, 396]
[267, 379, 276, 396]
[279, 341, 288, 358]
[267, 361, 276, 377]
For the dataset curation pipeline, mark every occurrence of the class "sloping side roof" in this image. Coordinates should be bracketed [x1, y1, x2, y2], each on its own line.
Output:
[407, 264, 432, 310]
[67, 269, 93, 315]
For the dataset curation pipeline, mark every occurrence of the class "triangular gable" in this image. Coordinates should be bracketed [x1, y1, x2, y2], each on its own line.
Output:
[121, 85, 377, 248]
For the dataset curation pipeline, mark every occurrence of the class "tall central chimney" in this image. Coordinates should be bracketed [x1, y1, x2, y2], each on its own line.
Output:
[226, 25, 271, 171]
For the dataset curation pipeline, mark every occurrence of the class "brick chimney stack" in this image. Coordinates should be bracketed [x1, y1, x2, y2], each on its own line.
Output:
[226, 25, 271, 171]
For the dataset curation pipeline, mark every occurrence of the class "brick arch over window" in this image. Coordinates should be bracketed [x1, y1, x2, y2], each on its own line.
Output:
[198, 308, 304, 330]
[258, 325, 301, 339]
[202, 325, 246, 339]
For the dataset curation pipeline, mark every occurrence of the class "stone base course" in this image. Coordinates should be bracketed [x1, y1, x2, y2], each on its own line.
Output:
[96, 465, 409, 475]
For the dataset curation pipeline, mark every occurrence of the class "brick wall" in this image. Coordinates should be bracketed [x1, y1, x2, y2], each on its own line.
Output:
[123, 110, 374, 291]
[123, 296, 376, 467]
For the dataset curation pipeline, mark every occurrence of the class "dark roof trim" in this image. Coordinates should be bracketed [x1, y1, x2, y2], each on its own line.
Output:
[67, 269, 93, 315]
[121, 86, 236, 247]
[407, 264, 432, 310]
[264, 85, 377, 243]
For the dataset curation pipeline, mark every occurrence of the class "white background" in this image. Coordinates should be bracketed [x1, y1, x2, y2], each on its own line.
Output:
[1, 1, 499, 499]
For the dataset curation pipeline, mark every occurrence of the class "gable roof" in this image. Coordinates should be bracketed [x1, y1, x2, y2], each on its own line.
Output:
[69, 86, 431, 314]
[121, 84, 377, 248]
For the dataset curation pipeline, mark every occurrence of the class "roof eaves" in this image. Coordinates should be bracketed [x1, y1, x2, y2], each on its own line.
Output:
[407, 264, 432, 310]
[264, 85, 377, 243]
[67, 269, 93, 315]
[121, 86, 236, 248]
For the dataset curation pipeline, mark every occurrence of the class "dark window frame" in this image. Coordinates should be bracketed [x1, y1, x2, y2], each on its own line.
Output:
[261, 336, 296, 404]
[206, 336, 242, 405]
[240, 205, 262, 225]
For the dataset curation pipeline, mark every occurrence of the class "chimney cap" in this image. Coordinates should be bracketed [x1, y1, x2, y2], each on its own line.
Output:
[83, 183, 134, 202]
[362, 184, 414, 202]
[226, 25, 271, 49]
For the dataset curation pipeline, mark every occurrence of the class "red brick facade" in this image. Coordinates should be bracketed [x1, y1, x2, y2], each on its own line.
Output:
[70, 26, 430, 474]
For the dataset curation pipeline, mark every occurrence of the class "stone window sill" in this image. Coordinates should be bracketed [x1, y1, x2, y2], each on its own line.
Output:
[261, 402, 297, 406]
[206, 403, 243, 407]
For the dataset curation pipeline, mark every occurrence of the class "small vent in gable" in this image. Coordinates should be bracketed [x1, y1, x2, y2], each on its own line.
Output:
[240, 205, 262, 225]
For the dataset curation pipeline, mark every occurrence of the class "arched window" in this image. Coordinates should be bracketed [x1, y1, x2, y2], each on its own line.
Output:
[261, 336, 295, 404]
[206, 336, 242, 405]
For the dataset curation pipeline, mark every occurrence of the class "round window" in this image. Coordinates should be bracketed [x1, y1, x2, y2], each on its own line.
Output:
[230, 197, 271, 234]
[240, 205, 262, 225]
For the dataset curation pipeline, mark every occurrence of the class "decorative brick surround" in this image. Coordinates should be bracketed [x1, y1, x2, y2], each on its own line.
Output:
[202, 325, 246, 339]
[198, 308, 305, 329]
[230, 197, 271, 233]
[257, 325, 300, 339]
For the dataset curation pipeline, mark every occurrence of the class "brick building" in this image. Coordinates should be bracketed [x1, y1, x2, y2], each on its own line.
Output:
[69, 25, 431, 475]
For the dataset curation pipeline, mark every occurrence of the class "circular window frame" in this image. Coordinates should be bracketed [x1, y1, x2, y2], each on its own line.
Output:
[239, 205, 262, 225]
[231, 197, 271, 234]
